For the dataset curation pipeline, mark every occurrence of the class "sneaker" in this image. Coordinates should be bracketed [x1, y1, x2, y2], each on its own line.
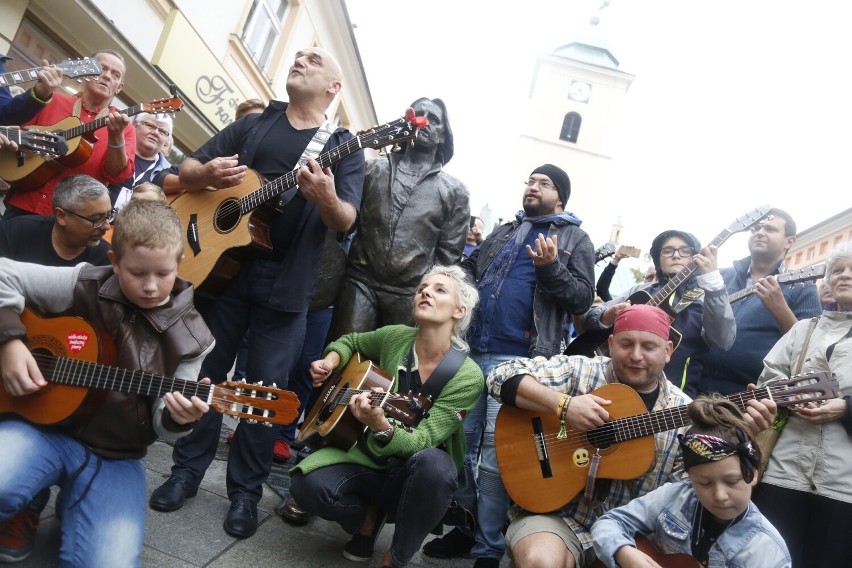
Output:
[342, 511, 386, 562]
[0, 509, 40, 563]
[272, 439, 291, 463]
[422, 527, 475, 559]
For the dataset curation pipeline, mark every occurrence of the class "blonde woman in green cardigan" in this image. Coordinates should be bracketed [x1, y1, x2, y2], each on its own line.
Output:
[289, 265, 483, 568]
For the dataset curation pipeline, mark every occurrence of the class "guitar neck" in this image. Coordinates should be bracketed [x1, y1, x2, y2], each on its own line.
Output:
[239, 134, 362, 213]
[62, 102, 145, 141]
[605, 385, 772, 443]
[37, 353, 211, 401]
[0, 67, 43, 87]
[647, 228, 734, 307]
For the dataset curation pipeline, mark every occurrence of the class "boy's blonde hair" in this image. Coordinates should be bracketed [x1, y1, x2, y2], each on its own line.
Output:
[131, 182, 166, 202]
[112, 200, 183, 261]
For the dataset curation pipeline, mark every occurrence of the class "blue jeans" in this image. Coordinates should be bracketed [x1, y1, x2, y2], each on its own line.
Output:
[291, 448, 457, 567]
[0, 419, 146, 567]
[455, 351, 517, 560]
[171, 258, 307, 502]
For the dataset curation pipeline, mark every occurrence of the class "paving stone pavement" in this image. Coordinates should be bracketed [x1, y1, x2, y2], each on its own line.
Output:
[15, 417, 510, 567]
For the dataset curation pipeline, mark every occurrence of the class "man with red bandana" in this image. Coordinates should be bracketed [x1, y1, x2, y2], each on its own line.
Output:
[484, 304, 777, 568]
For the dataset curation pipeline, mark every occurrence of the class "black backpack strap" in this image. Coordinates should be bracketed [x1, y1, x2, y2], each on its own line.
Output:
[419, 347, 467, 400]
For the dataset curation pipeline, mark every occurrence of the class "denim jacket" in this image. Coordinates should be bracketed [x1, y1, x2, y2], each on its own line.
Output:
[592, 480, 790, 568]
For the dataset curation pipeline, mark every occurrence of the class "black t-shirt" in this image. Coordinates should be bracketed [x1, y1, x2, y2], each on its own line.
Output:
[0, 215, 111, 266]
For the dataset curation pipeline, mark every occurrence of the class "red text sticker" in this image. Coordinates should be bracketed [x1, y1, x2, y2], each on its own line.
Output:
[67, 331, 89, 353]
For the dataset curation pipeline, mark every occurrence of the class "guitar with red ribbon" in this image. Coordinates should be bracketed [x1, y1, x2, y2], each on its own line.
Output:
[0, 309, 299, 427]
[298, 353, 432, 451]
[495, 371, 839, 513]
[170, 109, 427, 294]
[0, 96, 183, 192]
[565, 205, 772, 357]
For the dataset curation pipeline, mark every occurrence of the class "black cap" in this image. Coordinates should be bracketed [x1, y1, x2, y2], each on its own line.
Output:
[530, 164, 570, 206]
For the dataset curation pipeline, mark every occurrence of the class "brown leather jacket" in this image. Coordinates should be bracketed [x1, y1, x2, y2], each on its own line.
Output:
[62, 265, 214, 459]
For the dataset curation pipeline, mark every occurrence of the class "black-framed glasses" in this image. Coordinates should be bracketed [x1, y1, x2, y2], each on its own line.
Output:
[137, 120, 170, 137]
[659, 246, 695, 258]
[62, 207, 117, 229]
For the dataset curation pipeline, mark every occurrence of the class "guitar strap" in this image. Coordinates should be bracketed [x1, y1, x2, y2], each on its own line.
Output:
[400, 345, 467, 400]
[670, 287, 704, 315]
[277, 119, 336, 209]
[72, 97, 110, 121]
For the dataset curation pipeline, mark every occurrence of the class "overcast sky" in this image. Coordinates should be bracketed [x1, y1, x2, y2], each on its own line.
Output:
[346, 0, 852, 272]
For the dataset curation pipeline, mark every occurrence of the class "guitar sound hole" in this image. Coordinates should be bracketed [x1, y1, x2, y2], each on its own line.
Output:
[586, 426, 616, 450]
[214, 198, 242, 233]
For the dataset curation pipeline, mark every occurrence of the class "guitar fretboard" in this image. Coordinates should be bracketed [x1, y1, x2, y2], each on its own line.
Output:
[238, 136, 364, 212]
[59, 102, 146, 141]
[36, 353, 211, 400]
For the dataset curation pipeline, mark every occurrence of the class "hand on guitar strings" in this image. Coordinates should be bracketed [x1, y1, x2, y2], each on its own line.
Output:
[350, 387, 389, 431]
[742, 384, 778, 434]
[163, 377, 211, 424]
[33, 59, 64, 102]
[793, 397, 848, 424]
[525, 233, 558, 267]
[691, 245, 720, 274]
[0, 339, 47, 396]
[199, 155, 248, 189]
[0, 132, 17, 152]
[296, 156, 336, 205]
[613, 543, 665, 568]
[565, 393, 612, 430]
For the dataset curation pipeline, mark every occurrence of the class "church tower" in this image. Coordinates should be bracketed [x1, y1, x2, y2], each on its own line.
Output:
[517, 7, 633, 241]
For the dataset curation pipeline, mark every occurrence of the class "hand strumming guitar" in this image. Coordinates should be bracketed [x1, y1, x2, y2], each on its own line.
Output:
[0, 339, 46, 396]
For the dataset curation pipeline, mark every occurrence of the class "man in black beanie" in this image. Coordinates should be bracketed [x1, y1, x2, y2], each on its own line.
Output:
[424, 163, 595, 568]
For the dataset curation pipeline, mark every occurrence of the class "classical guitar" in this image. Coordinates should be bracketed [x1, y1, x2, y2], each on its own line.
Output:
[0, 97, 183, 192]
[0, 309, 300, 427]
[728, 262, 825, 304]
[170, 110, 426, 292]
[0, 57, 102, 88]
[565, 205, 772, 357]
[298, 353, 432, 451]
[0, 126, 68, 158]
[590, 535, 700, 568]
[494, 371, 838, 513]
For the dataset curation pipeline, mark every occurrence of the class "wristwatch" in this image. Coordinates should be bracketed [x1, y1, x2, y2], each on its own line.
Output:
[371, 422, 395, 444]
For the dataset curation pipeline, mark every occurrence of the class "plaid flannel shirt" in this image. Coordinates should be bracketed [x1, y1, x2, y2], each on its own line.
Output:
[486, 354, 691, 551]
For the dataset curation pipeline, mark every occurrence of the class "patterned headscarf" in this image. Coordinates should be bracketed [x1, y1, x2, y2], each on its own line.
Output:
[678, 429, 760, 483]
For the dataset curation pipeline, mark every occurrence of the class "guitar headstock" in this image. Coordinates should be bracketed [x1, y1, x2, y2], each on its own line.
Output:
[778, 263, 825, 286]
[595, 242, 617, 263]
[726, 204, 772, 234]
[762, 371, 839, 407]
[358, 110, 425, 153]
[211, 380, 300, 425]
[57, 57, 103, 81]
[383, 392, 433, 427]
[0, 127, 68, 157]
[141, 96, 184, 115]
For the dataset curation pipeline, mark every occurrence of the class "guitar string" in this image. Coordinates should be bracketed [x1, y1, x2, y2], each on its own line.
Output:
[31, 353, 288, 420]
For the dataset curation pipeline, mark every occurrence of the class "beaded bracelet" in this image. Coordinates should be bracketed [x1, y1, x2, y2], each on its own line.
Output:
[107, 142, 125, 149]
[557, 395, 573, 439]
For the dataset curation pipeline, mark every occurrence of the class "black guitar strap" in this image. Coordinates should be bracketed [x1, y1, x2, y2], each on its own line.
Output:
[400, 346, 467, 400]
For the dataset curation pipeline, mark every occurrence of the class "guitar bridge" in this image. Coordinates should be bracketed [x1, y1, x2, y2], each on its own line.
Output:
[532, 417, 553, 479]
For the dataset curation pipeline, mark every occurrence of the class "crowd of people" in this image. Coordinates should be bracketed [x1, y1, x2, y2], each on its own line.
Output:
[1, 45, 850, 568]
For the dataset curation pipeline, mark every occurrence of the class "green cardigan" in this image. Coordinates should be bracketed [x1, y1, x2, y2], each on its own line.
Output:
[291, 325, 483, 476]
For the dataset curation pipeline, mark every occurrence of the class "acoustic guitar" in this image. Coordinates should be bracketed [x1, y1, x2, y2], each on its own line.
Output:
[590, 535, 700, 568]
[298, 353, 432, 451]
[170, 111, 426, 292]
[565, 205, 772, 357]
[594, 242, 617, 263]
[0, 97, 183, 192]
[0, 309, 300, 427]
[494, 371, 838, 513]
[728, 262, 825, 304]
[0, 57, 102, 89]
[0, 126, 68, 158]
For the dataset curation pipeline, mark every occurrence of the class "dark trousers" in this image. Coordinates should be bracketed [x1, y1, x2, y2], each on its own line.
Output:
[753, 482, 852, 567]
[170, 258, 306, 502]
[328, 277, 414, 340]
[291, 448, 457, 567]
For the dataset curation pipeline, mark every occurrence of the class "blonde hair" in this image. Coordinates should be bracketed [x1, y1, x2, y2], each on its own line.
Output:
[235, 98, 266, 120]
[131, 182, 166, 202]
[418, 264, 479, 351]
[112, 200, 183, 261]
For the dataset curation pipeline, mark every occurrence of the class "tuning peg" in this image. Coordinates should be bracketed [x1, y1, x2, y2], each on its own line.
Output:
[262, 422, 273, 428]
[245, 418, 258, 425]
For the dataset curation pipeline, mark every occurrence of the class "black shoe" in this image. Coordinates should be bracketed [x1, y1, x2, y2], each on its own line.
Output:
[473, 558, 500, 568]
[224, 498, 258, 539]
[422, 527, 475, 559]
[278, 497, 312, 526]
[149, 476, 198, 512]
[342, 512, 386, 562]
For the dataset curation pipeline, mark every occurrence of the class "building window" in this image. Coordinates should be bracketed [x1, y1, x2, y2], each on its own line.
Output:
[560, 112, 581, 143]
[820, 241, 828, 256]
[242, 0, 289, 72]
[795, 252, 802, 265]
[807, 247, 816, 260]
